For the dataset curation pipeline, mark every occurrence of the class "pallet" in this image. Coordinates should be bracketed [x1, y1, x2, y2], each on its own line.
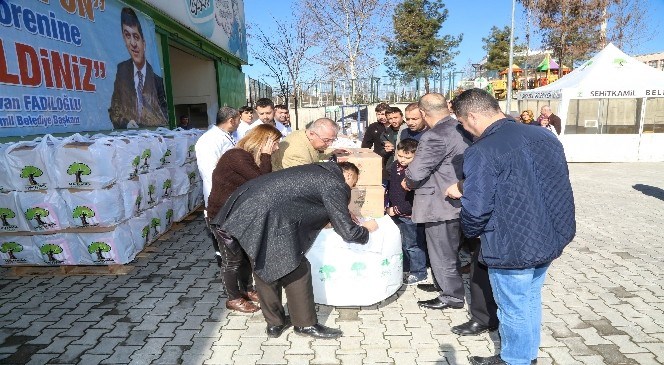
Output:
[7, 264, 134, 277]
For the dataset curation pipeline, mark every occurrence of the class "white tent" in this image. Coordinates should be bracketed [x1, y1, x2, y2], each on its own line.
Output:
[518, 43, 664, 162]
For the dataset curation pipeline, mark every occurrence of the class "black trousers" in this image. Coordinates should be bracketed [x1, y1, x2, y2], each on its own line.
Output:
[468, 239, 498, 327]
[253, 258, 318, 328]
[212, 230, 254, 301]
[204, 217, 223, 267]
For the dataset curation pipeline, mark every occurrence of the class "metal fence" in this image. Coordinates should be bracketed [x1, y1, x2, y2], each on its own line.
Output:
[245, 76, 273, 107]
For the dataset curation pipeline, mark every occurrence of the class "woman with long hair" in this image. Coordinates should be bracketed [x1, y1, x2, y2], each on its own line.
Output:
[207, 123, 282, 312]
[519, 110, 535, 124]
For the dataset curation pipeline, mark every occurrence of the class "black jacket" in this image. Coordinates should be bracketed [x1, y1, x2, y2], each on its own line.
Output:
[211, 162, 369, 283]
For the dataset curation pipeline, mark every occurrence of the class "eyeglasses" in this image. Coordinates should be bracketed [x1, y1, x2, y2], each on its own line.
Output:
[312, 130, 337, 144]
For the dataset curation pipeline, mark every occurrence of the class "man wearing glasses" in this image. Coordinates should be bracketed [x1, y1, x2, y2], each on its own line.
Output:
[272, 118, 348, 170]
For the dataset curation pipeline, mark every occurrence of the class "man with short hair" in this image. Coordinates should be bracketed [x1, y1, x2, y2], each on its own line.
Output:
[379, 106, 405, 174]
[211, 162, 378, 339]
[274, 104, 292, 136]
[361, 102, 390, 153]
[272, 118, 342, 170]
[234, 105, 255, 140]
[536, 105, 561, 134]
[195, 106, 242, 266]
[177, 115, 191, 130]
[402, 93, 471, 312]
[400, 103, 429, 142]
[109, 7, 167, 129]
[250, 98, 288, 136]
[452, 89, 575, 365]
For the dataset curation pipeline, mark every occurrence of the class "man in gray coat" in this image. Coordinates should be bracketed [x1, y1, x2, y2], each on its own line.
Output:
[212, 162, 378, 339]
[402, 93, 472, 310]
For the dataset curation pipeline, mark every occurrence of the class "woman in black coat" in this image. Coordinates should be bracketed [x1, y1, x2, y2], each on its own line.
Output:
[211, 162, 378, 339]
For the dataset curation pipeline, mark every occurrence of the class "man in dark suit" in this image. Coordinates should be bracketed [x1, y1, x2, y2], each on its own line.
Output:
[109, 7, 168, 129]
[402, 93, 471, 311]
[537, 105, 561, 134]
[212, 162, 378, 339]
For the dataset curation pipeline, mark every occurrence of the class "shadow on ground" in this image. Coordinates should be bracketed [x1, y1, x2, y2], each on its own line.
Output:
[632, 184, 664, 201]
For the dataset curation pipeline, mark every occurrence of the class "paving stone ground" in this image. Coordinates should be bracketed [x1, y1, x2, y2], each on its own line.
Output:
[1, 162, 663, 365]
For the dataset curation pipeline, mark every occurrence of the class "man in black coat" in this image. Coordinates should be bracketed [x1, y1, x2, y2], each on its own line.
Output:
[109, 7, 168, 129]
[212, 162, 378, 339]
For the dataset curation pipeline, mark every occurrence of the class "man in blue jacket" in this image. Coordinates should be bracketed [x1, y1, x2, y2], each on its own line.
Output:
[450, 89, 576, 365]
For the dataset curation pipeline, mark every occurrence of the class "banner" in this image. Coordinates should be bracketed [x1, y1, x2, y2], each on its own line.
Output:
[143, 0, 247, 62]
[0, 0, 167, 137]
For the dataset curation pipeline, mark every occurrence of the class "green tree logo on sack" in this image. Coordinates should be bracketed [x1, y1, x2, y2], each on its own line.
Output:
[160, 149, 172, 166]
[134, 195, 142, 214]
[67, 162, 91, 187]
[72, 206, 96, 227]
[142, 225, 150, 245]
[351, 262, 366, 276]
[0, 207, 19, 231]
[147, 184, 156, 204]
[140, 149, 152, 173]
[187, 144, 195, 159]
[163, 179, 172, 197]
[40, 244, 63, 264]
[20, 166, 47, 190]
[131, 156, 141, 178]
[319, 265, 336, 281]
[25, 207, 56, 230]
[88, 242, 113, 263]
[151, 218, 161, 236]
[1, 242, 24, 262]
[188, 172, 197, 185]
[165, 209, 173, 225]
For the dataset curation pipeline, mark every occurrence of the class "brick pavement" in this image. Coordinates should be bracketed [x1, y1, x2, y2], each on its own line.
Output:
[0, 163, 663, 365]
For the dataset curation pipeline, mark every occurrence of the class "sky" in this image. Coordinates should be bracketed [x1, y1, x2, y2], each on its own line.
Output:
[242, 0, 664, 85]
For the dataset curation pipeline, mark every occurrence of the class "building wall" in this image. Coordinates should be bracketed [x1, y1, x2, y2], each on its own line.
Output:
[634, 52, 664, 72]
[169, 47, 219, 126]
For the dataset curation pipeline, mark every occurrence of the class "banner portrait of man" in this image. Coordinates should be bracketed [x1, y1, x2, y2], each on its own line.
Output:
[108, 7, 167, 129]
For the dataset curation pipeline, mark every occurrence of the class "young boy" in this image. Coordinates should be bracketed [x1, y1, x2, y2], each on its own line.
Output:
[386, 139, 428, 285]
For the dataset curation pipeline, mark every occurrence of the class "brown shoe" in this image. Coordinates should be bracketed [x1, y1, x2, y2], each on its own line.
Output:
[226, 298, 260, 313]
[244, 290, 260, 302]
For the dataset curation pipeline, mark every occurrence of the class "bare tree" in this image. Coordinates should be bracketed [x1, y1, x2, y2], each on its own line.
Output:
[520, 0, 607, 75]
[299, 0, 392, 99]
[250, 16, 313, 129]
[604, 0, 653, 52]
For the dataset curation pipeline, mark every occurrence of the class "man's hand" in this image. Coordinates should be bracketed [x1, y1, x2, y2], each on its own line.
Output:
[445, 180, 463, 199]
[349, 212, 361, 224]
[383, 141, 394, 153]
[401, 179, 411, 191]
[361, 219, 379, 232]
[386, 207, 395, 217]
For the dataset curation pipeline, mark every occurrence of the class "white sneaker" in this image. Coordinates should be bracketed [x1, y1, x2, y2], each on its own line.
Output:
[404, 274, 427, 285]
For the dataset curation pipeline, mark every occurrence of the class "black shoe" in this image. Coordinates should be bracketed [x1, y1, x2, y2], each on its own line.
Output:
[417, 283, 440, 292]
[266, 316, 291, 338]
[451, 320, 498, 336]
[468, 355, 506, 365]
[293, 323, 343, 339]
[417, 297, 464, 310]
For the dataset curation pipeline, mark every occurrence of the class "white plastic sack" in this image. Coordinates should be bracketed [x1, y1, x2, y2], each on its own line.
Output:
[188, 181, 203, 212]
[154, 127, 189, 167]
[167, 161, 198, 196]
[60, 185, 125, 228]
[171, 194, 189, 222]
[119, 179, 143, 218]
[0, 235, 42, 265]
[127, 210, 154, 251]
[5, 135, 59, 191]
[156, 199, 174, 232]
[0, 143, 14, 193]
[77, 223, 137, 265]
[33, 233, 85, 265]
[307, 215, 403, 306]
[137, 133, 167, 174]
[138, 172, 159, 209]
[0, 192, 31, 233]
[52, 134, 117, 189]
[153, 168, 172, 201]
[145, 205, 166, 238]
[95, 135, 143, 180]
[18, 190, 71, 232]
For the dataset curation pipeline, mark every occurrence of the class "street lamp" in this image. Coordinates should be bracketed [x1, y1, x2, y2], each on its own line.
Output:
[471, 63, 483, 79]
[506, 0, 516, 115]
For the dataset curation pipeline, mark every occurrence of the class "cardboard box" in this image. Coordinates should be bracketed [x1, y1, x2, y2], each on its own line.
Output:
[334, 148, 382, 186]
[349, 186, 385, 219]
